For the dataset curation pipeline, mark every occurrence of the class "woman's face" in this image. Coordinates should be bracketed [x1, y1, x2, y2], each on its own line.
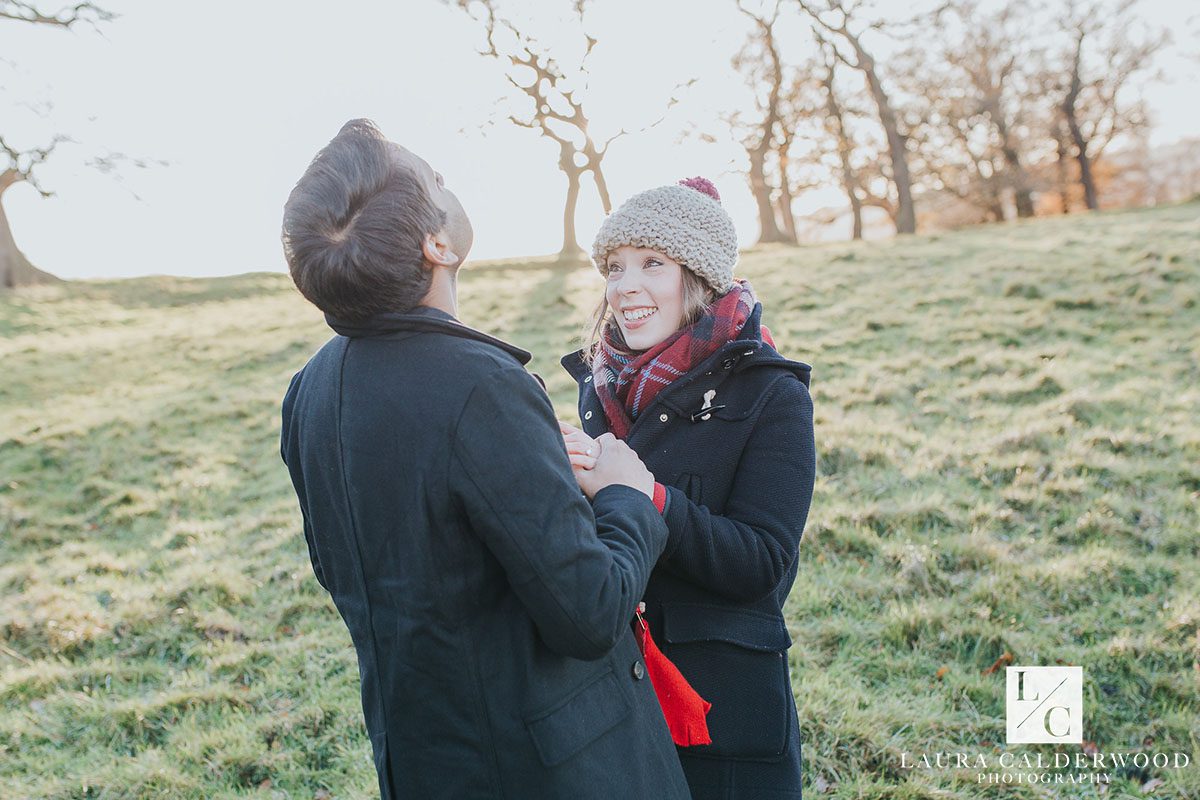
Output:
[604, 246, 686, 351]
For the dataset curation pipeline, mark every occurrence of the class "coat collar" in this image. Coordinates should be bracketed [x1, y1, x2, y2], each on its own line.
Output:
[326, 305, 532, 365]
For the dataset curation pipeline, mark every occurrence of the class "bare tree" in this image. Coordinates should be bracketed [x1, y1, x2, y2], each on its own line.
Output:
[814, 40, 867, 238]
[941, 0, 1039, 218]
[933, 114, 1009, 220]
[795, 0, 917, 233]
[731, 0, 795, 244]
[1, 1, 111, 288]
[770, 43, 875, 240]
[897, 37, 1013, 223]
[1048, 0, 1166, 210]
[449, 0, 674, 260]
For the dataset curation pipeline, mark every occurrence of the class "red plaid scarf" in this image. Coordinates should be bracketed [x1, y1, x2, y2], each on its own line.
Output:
[592, 279, 757, 439]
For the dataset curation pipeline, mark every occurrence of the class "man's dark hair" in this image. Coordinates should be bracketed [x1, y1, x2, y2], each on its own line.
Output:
[281, 119, 446, 320]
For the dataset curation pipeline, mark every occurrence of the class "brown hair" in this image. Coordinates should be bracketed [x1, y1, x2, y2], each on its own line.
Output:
[581, 264, 716, 366]
[281, 119, 446, 321]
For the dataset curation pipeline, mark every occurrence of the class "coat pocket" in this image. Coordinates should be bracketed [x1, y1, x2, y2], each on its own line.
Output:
[524, 667, 632, 767]
[661, 602, 793, 760]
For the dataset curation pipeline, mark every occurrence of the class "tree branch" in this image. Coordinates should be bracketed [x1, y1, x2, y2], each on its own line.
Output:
[0, 133, 67, 196]
[0, 1, 112, 29]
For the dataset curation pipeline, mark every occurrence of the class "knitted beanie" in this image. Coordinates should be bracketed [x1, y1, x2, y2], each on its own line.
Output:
[592, 177, 738, 294]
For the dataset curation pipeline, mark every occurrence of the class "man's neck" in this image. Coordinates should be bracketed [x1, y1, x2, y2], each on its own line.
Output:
[419, 265, 459, 318]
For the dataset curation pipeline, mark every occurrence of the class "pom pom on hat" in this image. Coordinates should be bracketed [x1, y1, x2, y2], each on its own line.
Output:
[678, 176, 720, 202]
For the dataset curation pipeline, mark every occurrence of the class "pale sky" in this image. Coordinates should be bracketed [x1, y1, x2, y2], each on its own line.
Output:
[2, 0, 1196, 280]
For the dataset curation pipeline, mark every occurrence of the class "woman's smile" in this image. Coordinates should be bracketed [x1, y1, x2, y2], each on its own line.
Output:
[621, 305, 659, 328]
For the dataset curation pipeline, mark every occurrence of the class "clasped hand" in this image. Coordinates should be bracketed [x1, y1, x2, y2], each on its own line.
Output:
[558, 420, 654, 501]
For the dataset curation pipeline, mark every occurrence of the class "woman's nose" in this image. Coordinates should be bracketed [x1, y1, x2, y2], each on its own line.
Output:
[617, 272, 643, 293]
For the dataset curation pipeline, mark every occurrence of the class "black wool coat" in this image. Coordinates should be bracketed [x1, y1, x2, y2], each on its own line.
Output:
[281, 305, 690, 800]
[561, 302, 816, 796]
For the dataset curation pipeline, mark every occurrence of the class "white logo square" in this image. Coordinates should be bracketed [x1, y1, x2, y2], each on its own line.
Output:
[1006, 666, 1083, 744]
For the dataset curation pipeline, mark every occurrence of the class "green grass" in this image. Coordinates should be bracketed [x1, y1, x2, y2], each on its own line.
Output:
[2, 203, 1198, 798]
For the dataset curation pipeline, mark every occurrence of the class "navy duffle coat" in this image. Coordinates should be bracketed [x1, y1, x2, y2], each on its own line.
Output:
[562, 302, 816, 799]
[282, 305, 691, 799]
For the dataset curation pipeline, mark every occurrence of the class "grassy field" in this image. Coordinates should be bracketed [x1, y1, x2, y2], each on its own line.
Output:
[1, 202, 1198, 799]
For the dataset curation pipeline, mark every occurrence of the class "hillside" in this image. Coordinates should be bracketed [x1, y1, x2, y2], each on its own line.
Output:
[1, 203, 1198, 798]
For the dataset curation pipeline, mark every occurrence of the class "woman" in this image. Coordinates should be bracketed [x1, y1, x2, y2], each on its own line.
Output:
[559, 177, 816, 799]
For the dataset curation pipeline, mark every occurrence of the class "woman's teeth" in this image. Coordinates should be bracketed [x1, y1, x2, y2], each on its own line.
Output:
[623, 307, 658, 321]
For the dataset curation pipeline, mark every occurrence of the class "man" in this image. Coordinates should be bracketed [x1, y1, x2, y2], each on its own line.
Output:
[279, 119, 689, 799]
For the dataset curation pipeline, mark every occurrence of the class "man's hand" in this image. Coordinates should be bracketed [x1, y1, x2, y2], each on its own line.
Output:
[573, 433, 655, 501]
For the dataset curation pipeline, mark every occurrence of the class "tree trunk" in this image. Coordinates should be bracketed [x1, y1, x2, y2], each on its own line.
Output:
[822, 60, 864, 240]
[0, 188, 59, 289]
[835, 146, 864, 240]
[774, 141, 798, 243]
[1054, 128, 1072, 213]
[774, 191, 797, 243]
[988, 196, 1005, 222]
[849, 191, 863, 239]
[1064, 107, 1098, 211]
[748, 146, 786, 244]
[865, 75, 915, 233]
[1012, 180, 1035, 218]
[559, 170, 585, 260]
[853, 46, 916, 233]
[1062, 36, 1099, 211]
[996, 135, 1035, 218]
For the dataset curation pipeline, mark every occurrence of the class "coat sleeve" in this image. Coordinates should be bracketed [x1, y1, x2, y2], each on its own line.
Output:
[658, 375, 815, 603]
[280, 368, 329, 593]
[449, 363, 669, 660]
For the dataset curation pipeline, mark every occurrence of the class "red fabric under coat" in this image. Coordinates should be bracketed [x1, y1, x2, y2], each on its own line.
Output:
[636, 612, 712, 747]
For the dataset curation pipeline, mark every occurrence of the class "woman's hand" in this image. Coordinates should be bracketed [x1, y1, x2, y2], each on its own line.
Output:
[559, 420, 599, 471]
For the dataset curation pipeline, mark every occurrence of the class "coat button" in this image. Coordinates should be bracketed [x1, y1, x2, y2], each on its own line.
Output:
[659, 413, 669, 423]
[722, 358, 735, 370]
[584, 375, 592, 383]
[632, 660, 645, 680]
[584, 411, 593, 420]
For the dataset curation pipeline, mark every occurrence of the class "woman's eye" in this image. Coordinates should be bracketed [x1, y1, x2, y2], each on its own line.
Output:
[607, 264, 622, 274]
[645, 259, 661, 269]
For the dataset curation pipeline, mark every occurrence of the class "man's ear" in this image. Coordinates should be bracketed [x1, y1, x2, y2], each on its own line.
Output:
[422, 231, 461, 269]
